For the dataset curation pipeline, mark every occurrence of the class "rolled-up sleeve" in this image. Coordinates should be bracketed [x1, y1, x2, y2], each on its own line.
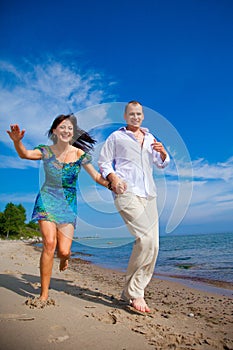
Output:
[98, 134, 116, 179]
[153, 149, 170, 169]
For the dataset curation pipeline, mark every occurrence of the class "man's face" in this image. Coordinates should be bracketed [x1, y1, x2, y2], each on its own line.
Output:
[124, 103, 144, 128]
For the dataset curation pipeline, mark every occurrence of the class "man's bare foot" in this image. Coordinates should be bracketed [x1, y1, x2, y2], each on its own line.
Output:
[131, 297, 151, 313]
[59, 258, 69, 271]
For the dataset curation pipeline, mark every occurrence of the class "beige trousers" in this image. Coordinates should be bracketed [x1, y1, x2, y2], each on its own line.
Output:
[114, 192, 159, 300]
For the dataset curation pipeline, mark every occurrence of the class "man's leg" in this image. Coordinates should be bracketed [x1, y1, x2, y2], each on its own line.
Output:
[115, 193, 159, 311]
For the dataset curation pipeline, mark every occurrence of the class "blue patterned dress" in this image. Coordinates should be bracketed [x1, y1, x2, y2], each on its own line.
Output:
[31, 145, 91, 228]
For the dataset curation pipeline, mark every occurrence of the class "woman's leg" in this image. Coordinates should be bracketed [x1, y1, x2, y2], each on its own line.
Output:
[56, 224, 74, 271]
[39, 221, 57, 300]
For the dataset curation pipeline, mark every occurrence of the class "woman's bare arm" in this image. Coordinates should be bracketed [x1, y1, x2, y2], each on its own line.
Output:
[7, 124, 42, 160]
[82, 162, 109, 188]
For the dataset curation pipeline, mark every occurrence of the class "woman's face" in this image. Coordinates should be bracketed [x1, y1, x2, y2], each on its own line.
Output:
[53, 119, 74, 143]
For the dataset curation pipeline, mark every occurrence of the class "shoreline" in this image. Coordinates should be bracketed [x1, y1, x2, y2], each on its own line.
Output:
[3, 239, 233, 296]
[69, 256, 233, 298]
[1, 240, 233, 350]
[70, 233, 233, 296]
[154, 274, 233, 298]
[70, 250, 233, 297]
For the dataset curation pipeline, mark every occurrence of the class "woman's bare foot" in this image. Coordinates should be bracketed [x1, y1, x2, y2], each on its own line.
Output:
[131, 297, 151, 313]
[39, 292, 49, 301]
[25, 296, 55, 308]
[59, 258, 69, 271]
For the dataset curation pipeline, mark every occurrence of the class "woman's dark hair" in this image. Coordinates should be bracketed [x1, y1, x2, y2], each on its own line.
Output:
[48, 114, 96, 153]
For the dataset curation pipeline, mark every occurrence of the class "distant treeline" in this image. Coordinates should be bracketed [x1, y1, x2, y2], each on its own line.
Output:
[0, 202, 40, 240]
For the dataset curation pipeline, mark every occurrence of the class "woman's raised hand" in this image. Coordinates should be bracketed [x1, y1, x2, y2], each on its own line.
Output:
[7, 124, 26, 142]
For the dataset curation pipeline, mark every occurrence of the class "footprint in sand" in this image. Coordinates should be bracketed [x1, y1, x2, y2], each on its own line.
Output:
[90, 310, 119, 324]
[48, 325, 70, 343]
[0, 313, 35, 321]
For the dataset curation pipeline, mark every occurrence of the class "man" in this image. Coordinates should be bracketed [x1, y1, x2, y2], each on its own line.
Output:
[98, 101, 170, 312]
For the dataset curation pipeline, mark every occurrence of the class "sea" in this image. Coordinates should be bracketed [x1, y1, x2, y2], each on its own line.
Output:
[71, 231, 233, 286]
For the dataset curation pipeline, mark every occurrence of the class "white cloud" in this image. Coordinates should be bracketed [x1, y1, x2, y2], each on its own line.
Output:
[158, 156, 233, 232]
[191, 157, 233, 181]
[167, 157, 233, 181]
[0, 192, 37, 204]
[0, 155, 39, 169]
[0, 56, 116, 150]
[75, 103, 112, 131]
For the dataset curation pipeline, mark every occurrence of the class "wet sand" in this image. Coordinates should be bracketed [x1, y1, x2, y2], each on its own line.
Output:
[0, 240, 232, 350]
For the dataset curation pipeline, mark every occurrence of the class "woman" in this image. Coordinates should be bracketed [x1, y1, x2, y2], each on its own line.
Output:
[7, 114, 110, 301]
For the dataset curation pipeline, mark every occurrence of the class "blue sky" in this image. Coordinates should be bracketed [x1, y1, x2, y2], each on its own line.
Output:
[0, 0, 233, 237]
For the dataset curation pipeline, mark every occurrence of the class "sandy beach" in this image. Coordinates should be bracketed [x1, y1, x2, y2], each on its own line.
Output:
[0, 241, 232, 350]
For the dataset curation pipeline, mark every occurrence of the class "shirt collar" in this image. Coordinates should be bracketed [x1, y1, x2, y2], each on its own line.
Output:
[119, 126, 149, 134]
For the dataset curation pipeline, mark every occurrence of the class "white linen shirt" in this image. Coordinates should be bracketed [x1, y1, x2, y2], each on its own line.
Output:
[98, 127, 170, 198]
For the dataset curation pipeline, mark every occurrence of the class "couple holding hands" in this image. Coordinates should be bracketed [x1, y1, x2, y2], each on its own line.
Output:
[7, 100, 169, 313]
